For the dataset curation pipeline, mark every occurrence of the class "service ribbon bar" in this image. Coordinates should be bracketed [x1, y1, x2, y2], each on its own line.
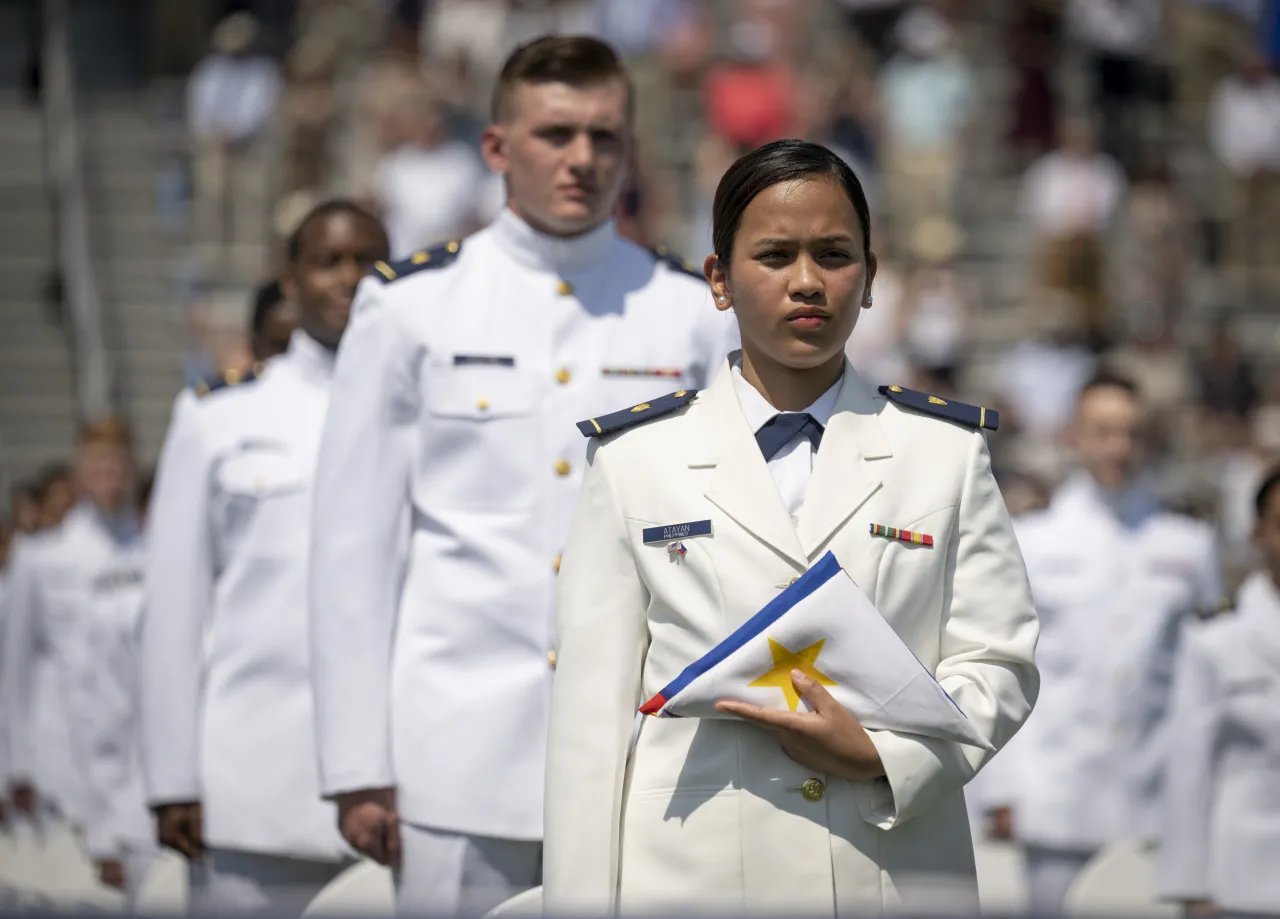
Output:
[870, 523, 934, 547]
[601, 368, 685, 378]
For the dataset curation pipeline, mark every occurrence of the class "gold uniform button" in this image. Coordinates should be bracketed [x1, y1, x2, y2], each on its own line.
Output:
[477, 398, 490, 411]
[552, 555, 562, 574]
[800, 778, 826, 802]
[555, 367, 572, 385]
[547, 650, 557, 668]
[556, 280, 574, 296]
[554, 459, 572, 477]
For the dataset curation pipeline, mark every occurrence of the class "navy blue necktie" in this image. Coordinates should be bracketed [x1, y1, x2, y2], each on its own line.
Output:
[755, 413, 824, 462]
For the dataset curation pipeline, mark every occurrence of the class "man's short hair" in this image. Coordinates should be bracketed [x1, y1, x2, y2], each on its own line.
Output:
[77, 416, 134, 450]
[491, 35, 633, 123]
[1078, 370, 1141, 405]
[1256, 466, 1280, 520]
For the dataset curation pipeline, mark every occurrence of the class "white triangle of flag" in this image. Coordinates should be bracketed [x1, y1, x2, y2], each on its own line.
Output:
[639, 551, 993, 751]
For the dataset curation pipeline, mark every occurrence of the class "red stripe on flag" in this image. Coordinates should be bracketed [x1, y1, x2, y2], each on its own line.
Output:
[638, 693, 668, 715]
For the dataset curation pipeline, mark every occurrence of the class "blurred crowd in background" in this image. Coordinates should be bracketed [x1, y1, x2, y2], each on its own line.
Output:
[150, 0, 1280, 589]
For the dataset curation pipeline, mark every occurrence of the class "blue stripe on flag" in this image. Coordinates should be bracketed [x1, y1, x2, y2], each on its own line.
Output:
[653, 551, 843, 706]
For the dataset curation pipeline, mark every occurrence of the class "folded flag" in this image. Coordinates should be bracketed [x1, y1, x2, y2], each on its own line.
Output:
[638, 551, 993, 751]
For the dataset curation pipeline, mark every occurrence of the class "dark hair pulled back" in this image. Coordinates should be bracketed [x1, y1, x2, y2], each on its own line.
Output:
[711, 139, 872, 263]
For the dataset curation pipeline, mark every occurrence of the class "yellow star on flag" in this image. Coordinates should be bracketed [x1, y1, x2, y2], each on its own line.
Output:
[748, 638, 837, 711]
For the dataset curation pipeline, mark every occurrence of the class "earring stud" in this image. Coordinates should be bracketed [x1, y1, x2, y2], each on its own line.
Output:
[718, 295, 728, 303]
[866, 294, 874, 306]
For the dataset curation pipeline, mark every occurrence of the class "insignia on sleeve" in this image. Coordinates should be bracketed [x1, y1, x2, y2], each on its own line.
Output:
[371, 240, 463, 284]
[577, 389, 698, 438]
[192, 363, 263, 398]
[649, 245, 703, 280]
[879, 384, 998, 431]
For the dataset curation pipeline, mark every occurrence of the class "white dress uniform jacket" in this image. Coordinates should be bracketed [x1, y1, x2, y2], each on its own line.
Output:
[309, 210, 738, 840]
[544, 360, 1040, 914]
[140, 331, 347, 860]
[2, 505, 145, 825]
[1157, 571, 1280, 914]
[998, 473, 1221, 850]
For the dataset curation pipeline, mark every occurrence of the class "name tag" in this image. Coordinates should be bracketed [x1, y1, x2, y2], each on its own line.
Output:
[643, 520, 712, 544]
[453, 355, 515, 367]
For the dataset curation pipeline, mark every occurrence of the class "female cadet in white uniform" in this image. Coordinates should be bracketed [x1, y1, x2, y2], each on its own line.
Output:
[139, 202, 390, 912]
[545, 140, 1040, 914]
[1158, 468, 1280, 916]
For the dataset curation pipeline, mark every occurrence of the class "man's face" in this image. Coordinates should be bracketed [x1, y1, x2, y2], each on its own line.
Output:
[482, 79, 633, 237]
[76, 443, 135, 514]
[1072, 385, 1144, 491]
[285, 211, 389, 350]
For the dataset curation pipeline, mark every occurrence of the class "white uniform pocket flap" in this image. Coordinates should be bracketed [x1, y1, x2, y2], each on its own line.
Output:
[426, 367, 535, 419]
[216, 444, 307, 497]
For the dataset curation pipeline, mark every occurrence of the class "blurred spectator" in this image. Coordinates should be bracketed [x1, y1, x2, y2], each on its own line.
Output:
[340, 38, 425, 199]
[1196, 316, 1260, 421]
[835, 0, 908, 64]
[1022, 115, 1127, 349]
[249, 280, 300, 362]
[278, 33, 340, 198]
[187, 13, 283, 282]
[1207, 50, 1280, 298]
[995, 293, 1097, 452]
[1107, 321, 1197, 452]
[1172, 0, 1263, 133]
[1006, 1, 1062, 166]
[1121, 153, 1193, 327]
[877, 7, 975, 248]
[1066, 0, 1164, 172]
[372, 90, 489, 257]
[900, 217, 970, 389]
[845, 255, 909, 386]
[705, 13, 796, 150]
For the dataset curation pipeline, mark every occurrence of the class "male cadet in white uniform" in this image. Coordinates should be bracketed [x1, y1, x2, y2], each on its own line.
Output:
[308, 36, 738, 915]
[67, 474, 157, 901]
[2, 420, 142, 856]
[1158, 467, 1280, 916]
[139, 201, 390, 912]
[986, 373, 1222, 912]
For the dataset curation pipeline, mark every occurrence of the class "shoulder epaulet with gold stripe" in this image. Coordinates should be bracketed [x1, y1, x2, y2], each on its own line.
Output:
[577, 389, 698, 438]
[191, 364, 263, 398]
[879, 384, 998, 431]
[649, 245, 703, 280]
[1198, 594, 1237, 621]
[371, 239, 463, 284]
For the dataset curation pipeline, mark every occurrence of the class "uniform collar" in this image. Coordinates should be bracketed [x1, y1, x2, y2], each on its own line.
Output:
[730, 359, 844, 434]
[73, 500, 140, 546]
[286, 329, 337, 383]
[490, 207, 616, 275]
[1057, 470, 1160, 530]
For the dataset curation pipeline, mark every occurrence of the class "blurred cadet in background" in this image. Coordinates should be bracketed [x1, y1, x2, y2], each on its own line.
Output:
[63, 470, 156, 900]
[2, 419, 140, 846]
[980, 373, 1221, 913]
[1158, 466, 1280, 916]
[308, 35, 736, 916]
[35, 465, 76, 533]
[140, 201, 389, 912]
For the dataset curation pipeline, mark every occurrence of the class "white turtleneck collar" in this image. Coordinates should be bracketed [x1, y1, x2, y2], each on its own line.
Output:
[490, 206, 616, 275]
[73, 499, 140, 546]
[286, 328, 337, 384]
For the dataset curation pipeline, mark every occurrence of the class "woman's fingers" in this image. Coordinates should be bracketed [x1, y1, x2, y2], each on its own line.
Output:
[790, 668, 839, 714]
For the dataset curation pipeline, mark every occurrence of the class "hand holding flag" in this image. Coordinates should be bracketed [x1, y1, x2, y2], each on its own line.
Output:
[717, 669, 886, 782]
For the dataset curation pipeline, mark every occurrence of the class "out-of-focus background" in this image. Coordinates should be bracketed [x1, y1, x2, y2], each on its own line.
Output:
[3, 0, 1279, 587]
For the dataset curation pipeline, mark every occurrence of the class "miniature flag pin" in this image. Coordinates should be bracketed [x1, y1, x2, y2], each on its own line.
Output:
[667, 541, 688, 558]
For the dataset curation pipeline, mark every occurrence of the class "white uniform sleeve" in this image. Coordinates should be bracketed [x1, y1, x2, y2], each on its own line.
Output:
[139, 394, 215, 805]
[861, 431, 1041, 829]
[309, 281, 419, 797]
[543, 440, 650, 912]
[2, 546, 42, 786]
[1156, 626, 1220, 901]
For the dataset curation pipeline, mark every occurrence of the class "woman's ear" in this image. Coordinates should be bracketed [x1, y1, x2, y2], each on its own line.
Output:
[862, 251, 879, 307]
[704, 254, 732, 313]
